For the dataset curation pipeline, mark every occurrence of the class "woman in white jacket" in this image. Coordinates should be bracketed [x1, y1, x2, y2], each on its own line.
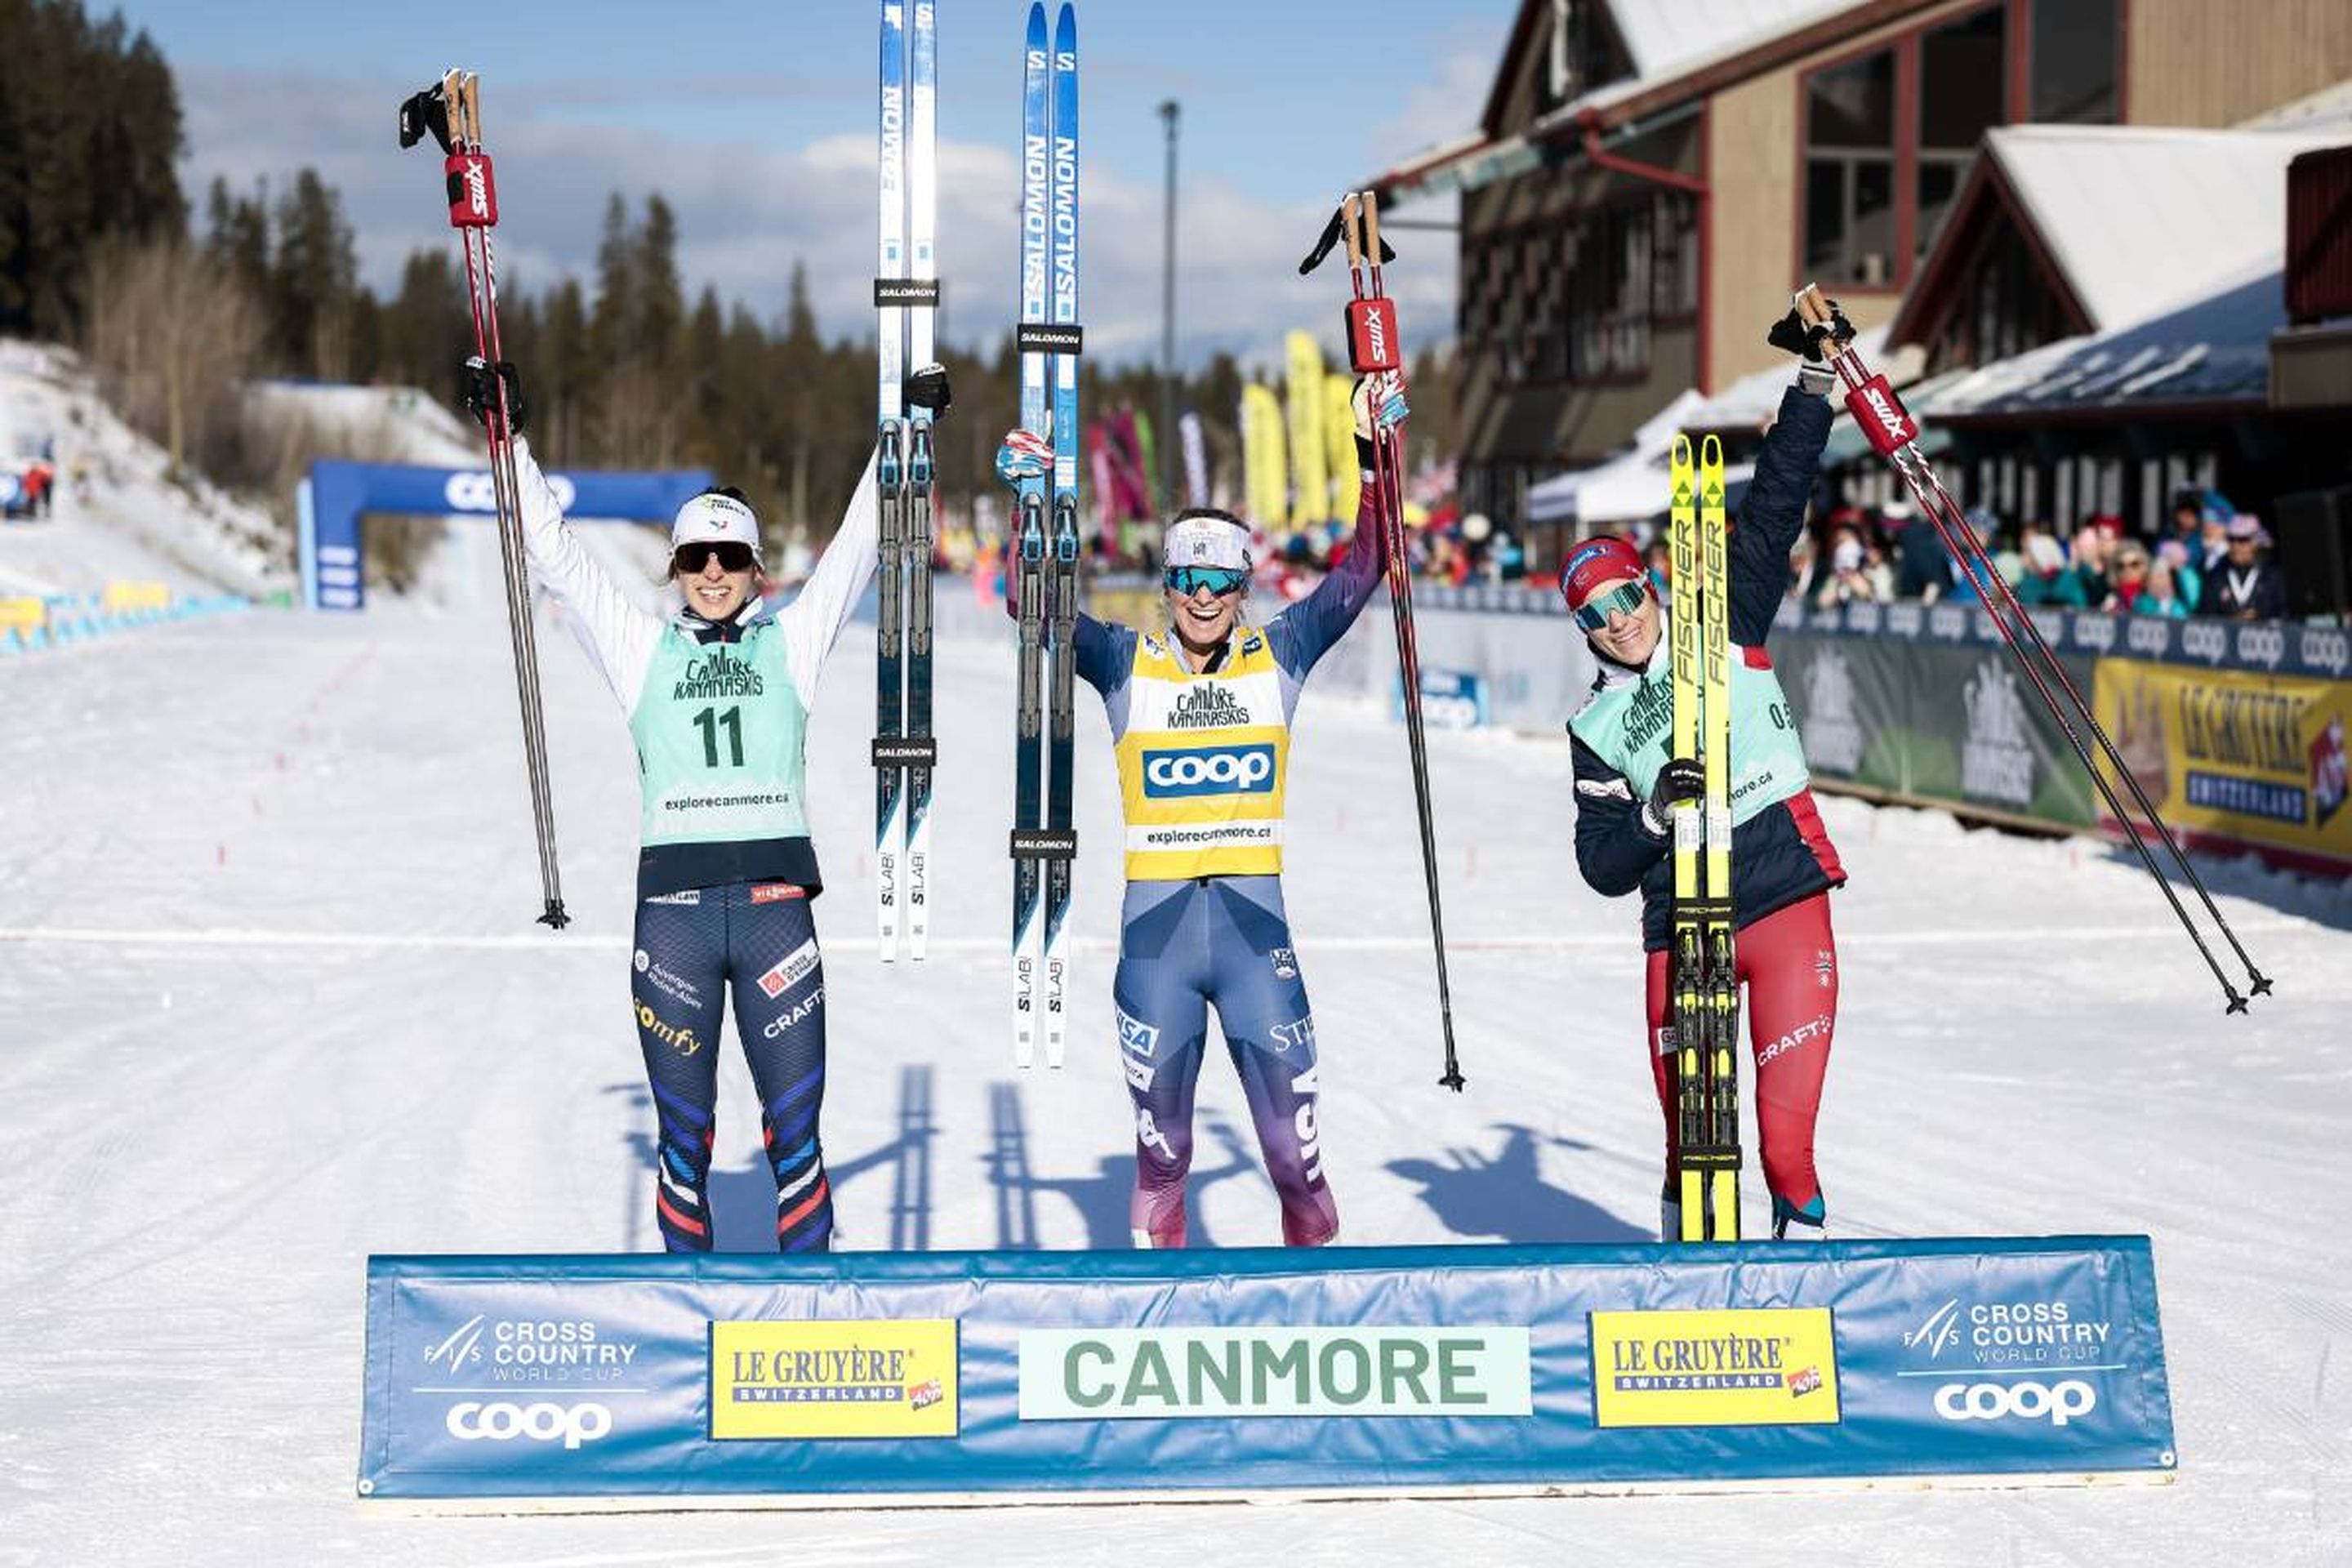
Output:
[468, 357, 899, 1253]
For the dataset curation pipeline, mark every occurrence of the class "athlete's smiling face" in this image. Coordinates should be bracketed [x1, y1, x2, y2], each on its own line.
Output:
[1580, 573, 1662, 667]
[673, 542, 756, 621]
[1165, 575, 1244, 666]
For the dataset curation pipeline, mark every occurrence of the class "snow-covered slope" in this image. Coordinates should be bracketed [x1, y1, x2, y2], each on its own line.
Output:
[0, 341, 285, 598]
[0, 596, 2345, 1566]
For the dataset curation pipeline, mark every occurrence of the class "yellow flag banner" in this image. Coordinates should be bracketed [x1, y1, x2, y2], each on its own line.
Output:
[1241, 382, 1287, 532]
[1322, 372, 1359, 523]
[2095, 657, 2352, 874]
[1284, 330, 1327, 528]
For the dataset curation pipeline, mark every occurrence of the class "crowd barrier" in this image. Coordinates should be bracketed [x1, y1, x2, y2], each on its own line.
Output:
[0, 583, 252, 656]
[359, 1236, 2174, 1506]
[900, 574, 2350, 875]
[1775, 601, 2352, 875]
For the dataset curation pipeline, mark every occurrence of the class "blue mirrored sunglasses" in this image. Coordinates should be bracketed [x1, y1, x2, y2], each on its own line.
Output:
[1165, 565, 1248, 597]
[1572, 579, 1650, 630]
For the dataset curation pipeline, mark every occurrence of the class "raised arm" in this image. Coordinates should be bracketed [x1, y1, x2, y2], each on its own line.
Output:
[1730, 305, 1842, 647]
[1267, 381, 1399, 677]
[777, 446, 882, 710]
[510, 434, 662, 710]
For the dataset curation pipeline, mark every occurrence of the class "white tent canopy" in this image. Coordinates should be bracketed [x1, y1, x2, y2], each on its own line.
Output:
[1522, 390, 1762, 528]
[1525, 390, 1701, 525]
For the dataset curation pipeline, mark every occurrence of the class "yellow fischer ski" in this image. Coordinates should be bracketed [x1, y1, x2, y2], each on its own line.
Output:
[1669, 432, 1742, 1242]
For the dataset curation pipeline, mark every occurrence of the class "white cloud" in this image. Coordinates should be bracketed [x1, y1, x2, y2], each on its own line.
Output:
[177, 62, 1457, 373]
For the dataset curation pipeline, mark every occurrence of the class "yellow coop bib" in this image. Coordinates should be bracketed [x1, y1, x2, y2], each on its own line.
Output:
[1112, 630, 1292, 880]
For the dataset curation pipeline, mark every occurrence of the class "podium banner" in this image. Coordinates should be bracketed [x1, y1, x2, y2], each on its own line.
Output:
[359, 1236, 2175, 1503]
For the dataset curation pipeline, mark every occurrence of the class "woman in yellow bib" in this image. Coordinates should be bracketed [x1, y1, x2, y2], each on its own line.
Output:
[996, 375, 1402, 1247]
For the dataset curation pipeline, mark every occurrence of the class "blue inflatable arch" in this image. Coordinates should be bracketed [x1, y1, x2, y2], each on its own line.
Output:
[297, 459, 715, 610]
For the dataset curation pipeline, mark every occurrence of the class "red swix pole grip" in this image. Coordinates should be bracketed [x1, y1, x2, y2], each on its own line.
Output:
[1842, 372, 1916, 458]
[1345, 297, 1401, 374]
[444, 152, 498, 229]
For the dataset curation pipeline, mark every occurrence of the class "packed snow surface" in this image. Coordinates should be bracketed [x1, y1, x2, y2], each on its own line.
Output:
[2, 568, 2347, 1565]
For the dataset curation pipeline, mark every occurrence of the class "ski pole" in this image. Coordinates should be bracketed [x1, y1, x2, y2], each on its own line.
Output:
[1798, 287, 2267, 1009]
[399, 71, 568, 929]
[1342, 192, 1463, 1091]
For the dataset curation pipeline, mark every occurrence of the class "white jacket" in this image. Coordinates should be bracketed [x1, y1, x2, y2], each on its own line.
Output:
[508, 435, 881, 714]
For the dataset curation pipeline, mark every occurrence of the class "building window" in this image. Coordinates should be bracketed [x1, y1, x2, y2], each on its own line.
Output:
[1804, 49, 1897, 286]
[2030, 0, 2118, 124]
[1545, 0, 1625, 111]
[1652, 191, 1699, 319]
[1561, 202, 1653, 380]
[1918, 7, 2006, 261]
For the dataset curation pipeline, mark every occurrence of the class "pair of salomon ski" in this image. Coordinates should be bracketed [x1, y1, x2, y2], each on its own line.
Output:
[1008, 2, 1084, 1069]
[873, 0, 946, 964]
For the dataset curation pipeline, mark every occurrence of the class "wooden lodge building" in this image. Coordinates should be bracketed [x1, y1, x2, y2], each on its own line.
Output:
[1371, 0, 2352, 572]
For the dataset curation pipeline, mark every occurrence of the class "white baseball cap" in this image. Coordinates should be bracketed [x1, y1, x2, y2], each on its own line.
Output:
[670, 488, 764, 563]
[1162, 509, 1251, 573]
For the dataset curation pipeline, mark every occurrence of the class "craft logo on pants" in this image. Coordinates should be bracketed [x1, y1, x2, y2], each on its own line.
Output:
[1589, 1307, 1841, 1428]
[709, 1320, 960, 1439]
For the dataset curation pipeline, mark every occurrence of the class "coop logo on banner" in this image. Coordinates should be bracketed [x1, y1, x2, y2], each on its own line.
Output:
[1902, 1292, 2119, 1432]
[709, 1320, 960, 1439]
[1397, 667, 1486, 731]
[1018, 1327, 1531, 1420]
[444, 470, 576, 514]
[1588, 1308, 1840, 1428]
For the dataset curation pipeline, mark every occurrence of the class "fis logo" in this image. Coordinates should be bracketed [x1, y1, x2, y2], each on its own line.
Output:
[1143, 745, 1276, 798]
[1904, 1298, 1963, 1360]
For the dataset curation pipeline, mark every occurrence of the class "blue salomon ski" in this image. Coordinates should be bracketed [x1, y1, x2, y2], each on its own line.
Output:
[1008, 1, 1054, 1066]
[873, 0, 909, 957]
[1041, 2, 1080, 1069]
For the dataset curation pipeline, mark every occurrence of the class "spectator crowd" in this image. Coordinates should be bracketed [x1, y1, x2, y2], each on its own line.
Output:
[1784, 486, 2289, 622]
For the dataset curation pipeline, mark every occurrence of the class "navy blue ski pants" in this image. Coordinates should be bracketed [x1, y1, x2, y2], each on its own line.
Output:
[1112, 875, 1338, 1249]
[630, 882, 831, 1252]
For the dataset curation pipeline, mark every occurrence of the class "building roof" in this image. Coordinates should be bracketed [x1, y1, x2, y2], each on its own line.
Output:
[1892, 122, 2345, 350]
[1374, 0, 1892, 204]
[1989, 125, 2341, 333]
[1918, 262, 2286, 421]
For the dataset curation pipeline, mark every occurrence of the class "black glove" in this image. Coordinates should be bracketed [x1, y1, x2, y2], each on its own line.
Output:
[461, 356, 525, 434]
[1766, 298, 1855, 363]
[1640, 756, 1706, 837]
[905, 362, 952, 415]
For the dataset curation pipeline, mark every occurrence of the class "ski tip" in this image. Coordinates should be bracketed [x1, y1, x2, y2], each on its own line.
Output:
[1671, 433, 1694, 465]
[1055, 2, 1075, 47]
[1027, 2, 1046, 33]
[1700, 432, 1724, 466]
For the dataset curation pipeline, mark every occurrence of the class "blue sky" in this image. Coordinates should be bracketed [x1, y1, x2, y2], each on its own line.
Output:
[115, 0, 1513, 369]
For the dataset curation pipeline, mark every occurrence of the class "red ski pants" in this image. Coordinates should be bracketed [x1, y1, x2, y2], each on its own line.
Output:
[1643, 891, 1837, 1217]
